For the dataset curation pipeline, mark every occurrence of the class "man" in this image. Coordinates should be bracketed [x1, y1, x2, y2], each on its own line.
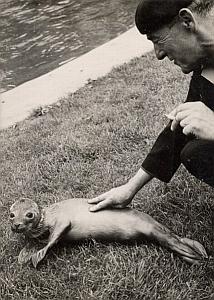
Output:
[88, 0, 214, 211]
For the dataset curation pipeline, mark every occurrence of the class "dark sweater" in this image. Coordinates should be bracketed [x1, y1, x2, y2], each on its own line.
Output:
[141, 71, 214, 183]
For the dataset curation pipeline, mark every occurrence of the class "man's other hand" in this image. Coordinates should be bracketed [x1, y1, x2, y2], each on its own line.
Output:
[168, 102, 214, 140]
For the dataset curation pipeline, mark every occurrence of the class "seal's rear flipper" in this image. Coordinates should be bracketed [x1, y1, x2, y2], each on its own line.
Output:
[180, 237, 208, 262]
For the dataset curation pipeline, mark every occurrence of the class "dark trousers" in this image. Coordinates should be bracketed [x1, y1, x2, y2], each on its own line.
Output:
[180, 140, 214, 187]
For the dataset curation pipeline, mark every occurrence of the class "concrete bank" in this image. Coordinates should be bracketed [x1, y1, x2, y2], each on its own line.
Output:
[0, 27, 153, 129]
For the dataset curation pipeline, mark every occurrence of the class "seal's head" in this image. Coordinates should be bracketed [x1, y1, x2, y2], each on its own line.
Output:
[9, 199, 41, 234]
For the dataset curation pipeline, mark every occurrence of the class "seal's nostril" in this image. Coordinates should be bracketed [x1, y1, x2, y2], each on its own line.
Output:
[14, 223, 21, 230]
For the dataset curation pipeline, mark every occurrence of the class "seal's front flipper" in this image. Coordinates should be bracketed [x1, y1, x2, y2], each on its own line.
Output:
[31, 219, 71, 268]
[31, 247, 48, 268]
[18, 244, 39, 265]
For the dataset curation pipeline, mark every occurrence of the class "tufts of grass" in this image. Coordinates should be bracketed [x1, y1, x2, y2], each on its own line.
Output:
[0, 52, 214, 299]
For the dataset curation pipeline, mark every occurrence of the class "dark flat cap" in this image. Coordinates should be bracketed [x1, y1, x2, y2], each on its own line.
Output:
[135, 0, 193, 34]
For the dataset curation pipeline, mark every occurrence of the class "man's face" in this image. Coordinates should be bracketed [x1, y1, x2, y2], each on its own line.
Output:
[147, 21, 206, 74]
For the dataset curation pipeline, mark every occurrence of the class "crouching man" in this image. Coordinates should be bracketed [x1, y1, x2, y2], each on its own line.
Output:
[89, 0, 214, 211]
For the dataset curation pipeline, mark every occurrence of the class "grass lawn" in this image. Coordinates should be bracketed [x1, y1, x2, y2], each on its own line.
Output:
[1, 51, 214, 299]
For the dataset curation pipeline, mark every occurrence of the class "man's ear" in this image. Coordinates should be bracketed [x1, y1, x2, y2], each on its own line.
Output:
[179, 8, 197, 32]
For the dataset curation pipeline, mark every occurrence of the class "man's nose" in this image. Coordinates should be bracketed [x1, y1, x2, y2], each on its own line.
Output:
[154, 46, 166, 60]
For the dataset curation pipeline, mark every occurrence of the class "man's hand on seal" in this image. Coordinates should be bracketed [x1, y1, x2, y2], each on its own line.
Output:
[168, 101, 214, 140]
[88, 184, 134, 212]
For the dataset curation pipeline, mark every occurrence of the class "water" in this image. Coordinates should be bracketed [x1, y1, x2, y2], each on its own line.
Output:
[0, 0, 140, 92]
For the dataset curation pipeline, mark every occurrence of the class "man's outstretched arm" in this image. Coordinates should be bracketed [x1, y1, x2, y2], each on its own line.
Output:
[88, 168, 153, 212]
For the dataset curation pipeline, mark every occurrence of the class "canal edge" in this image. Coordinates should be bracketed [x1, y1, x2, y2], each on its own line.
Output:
[0, 27, 153, 129]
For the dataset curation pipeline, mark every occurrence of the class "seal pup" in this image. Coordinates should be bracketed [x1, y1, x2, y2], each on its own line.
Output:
[9, 198, 208, 268]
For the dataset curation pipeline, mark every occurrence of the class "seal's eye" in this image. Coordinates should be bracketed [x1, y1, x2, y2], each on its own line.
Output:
[10, 213, 15, 219]
[26, 212, 34, 219]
